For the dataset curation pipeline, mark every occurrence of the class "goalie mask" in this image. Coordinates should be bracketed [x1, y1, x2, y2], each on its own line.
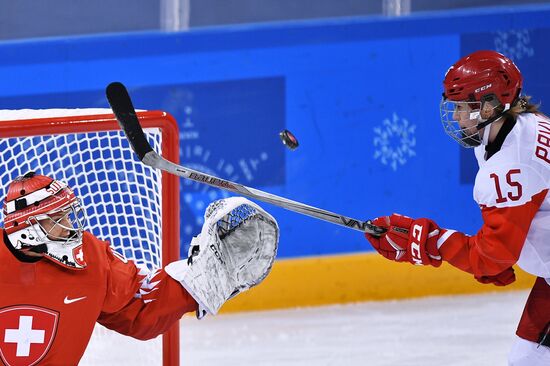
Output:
[3, 172, 87, 269]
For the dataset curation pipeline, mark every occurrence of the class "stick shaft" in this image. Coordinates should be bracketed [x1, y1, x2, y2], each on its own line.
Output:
[106, 82, 385, 235]
[145, 152, 381, 233]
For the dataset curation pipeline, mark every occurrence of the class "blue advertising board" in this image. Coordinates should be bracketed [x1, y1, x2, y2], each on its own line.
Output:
[1, 4, 550, 259]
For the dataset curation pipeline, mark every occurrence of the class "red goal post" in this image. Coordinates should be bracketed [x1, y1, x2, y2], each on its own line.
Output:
[0, 109, 181, 366]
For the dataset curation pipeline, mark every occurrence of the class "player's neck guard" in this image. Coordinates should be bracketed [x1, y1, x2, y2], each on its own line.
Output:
[7, 226, 87, 269]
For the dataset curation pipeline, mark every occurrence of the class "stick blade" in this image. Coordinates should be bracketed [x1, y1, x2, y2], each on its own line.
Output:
[106, 82, 153, 161]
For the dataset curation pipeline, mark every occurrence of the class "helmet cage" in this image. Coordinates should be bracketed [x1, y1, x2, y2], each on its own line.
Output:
[440, 98, 482, 148]
[7, 197, 88, 269]
[28, 198, 87, 245]
[440, 96, 503, 148]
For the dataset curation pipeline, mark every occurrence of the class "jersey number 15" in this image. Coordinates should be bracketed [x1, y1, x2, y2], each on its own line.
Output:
[489, 169, 523, 204]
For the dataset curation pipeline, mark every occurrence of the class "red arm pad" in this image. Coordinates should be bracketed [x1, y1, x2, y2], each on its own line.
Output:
[439, 189, 548, 277]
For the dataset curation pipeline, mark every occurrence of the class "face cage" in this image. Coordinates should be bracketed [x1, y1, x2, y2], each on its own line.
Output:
[28, 199, 87, 246]
[440, 98, 484, 148]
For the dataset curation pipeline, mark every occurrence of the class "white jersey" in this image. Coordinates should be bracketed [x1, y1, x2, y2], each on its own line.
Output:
[473, 112, 550, 278]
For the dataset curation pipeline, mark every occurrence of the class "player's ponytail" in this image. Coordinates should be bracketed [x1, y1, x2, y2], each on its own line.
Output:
[506, 95, 540, 118]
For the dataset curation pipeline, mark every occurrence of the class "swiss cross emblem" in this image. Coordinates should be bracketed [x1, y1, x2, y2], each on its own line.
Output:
[73, 245, 86, 267]
[0, 305, 59, 366]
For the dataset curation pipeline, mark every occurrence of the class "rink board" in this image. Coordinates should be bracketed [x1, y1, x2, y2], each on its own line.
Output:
[222, 252, 536, 312]
[2, 5, 550, 262]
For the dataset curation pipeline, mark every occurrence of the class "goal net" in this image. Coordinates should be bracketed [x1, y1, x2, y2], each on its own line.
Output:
[0, 109, 180, 366]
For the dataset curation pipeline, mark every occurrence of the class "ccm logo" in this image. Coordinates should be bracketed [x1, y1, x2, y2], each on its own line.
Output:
[475, 83, 492, 93]
[410, 224, 423, 265]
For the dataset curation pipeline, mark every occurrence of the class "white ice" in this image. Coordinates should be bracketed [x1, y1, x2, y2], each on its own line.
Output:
[82, 290, 530, 365]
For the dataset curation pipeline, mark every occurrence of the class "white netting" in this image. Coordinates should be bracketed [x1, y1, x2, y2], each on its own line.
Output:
[0, 130, 163, 270]
[0, 110, 169, 365]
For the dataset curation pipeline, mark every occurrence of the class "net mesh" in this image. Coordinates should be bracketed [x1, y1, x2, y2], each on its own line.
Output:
[0, 111, 169, 365]
[0, 130, 163, 270]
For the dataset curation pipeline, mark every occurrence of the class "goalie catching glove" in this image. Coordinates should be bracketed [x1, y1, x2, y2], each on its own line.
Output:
[165, 197, 279, 318]
[365, 214, 442, 267]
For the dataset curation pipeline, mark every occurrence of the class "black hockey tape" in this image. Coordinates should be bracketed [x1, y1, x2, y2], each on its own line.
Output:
[106, 82, 153, 161]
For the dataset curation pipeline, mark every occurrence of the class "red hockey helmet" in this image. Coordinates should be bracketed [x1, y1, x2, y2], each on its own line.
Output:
[443, 50, 523, 105]
[3, 172, 87, 269]
[441, 50, 523, 148]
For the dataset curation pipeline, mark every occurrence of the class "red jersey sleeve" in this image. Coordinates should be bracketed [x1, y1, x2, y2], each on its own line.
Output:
[96, 242, 197, 340]
[439, 189, 548, 277]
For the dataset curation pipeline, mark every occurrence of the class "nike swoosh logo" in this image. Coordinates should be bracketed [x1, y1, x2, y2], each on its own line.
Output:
[64, 296, 87, 304]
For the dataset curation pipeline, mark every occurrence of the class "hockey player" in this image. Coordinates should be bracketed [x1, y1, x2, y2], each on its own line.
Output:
[0, 172, 279, 365]
[365, 50, 550, 365]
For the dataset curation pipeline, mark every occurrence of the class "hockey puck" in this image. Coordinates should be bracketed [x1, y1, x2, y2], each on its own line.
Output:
[279, 129, 299, 150]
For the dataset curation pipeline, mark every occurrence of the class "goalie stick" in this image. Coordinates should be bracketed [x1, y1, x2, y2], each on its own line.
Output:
[106, 82, 386, 235]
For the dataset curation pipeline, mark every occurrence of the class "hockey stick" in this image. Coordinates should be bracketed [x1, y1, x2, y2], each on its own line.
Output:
[106, 82, 386, 235]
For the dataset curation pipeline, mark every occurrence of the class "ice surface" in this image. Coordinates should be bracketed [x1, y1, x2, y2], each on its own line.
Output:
[180, 291, 529, 366]
[82, 290, 530, 365]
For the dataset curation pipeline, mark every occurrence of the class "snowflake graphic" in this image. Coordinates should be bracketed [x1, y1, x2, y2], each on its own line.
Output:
[494, 29, 535, 60]
[373, 113, 416, 171]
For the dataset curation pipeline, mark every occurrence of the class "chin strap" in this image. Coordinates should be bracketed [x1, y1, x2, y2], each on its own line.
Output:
[476, 111, 505, 132]
[474, 100, 516, 145]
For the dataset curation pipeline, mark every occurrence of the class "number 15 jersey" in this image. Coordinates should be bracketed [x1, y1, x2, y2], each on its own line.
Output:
[438, 112, 550, 280]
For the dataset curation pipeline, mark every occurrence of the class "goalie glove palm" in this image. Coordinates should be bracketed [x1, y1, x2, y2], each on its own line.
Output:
[166, 197, 279, 318]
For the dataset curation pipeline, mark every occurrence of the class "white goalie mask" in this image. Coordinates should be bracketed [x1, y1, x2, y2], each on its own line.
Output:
[3, 172, 87, 269]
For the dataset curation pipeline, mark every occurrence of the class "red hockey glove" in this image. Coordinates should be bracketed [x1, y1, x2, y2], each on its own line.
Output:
[475, 267, 516, 286]
[365, 214, 442, 267]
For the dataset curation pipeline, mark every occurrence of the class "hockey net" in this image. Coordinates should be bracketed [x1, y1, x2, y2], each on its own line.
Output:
[0, 109, 180, 366]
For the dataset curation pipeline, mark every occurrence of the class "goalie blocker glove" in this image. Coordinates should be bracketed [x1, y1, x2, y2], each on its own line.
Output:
[165, 197, 279, 318]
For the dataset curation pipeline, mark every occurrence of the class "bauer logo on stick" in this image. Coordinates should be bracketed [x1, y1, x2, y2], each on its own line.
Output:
[279, 129, 299, 150]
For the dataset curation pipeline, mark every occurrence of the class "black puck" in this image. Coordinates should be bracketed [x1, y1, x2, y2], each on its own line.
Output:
[279, 129, 299, 150]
